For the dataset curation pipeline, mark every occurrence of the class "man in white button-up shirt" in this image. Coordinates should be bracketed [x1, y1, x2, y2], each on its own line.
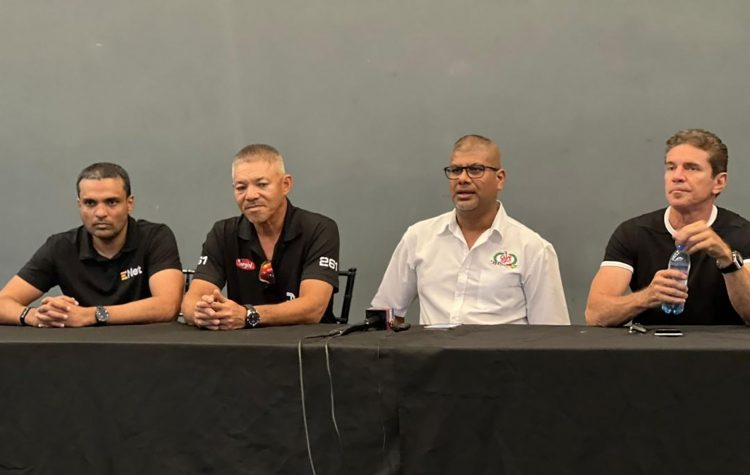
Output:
[371, 134, 570, 325]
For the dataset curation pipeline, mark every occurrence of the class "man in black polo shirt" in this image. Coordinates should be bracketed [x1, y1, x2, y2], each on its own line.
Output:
[181, 144, 339, 330]
[586, 129, 750, 326]
[0, 163, 183, 327]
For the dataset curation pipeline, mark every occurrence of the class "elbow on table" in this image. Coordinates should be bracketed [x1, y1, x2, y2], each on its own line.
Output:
[584, 303, 605, 327]
[157, 298, 182, 322]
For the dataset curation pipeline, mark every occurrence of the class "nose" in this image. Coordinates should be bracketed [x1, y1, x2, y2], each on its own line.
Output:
[671, 167, 686, 182]
[94, 203, 108, 218]
[243, 187, 260, 201]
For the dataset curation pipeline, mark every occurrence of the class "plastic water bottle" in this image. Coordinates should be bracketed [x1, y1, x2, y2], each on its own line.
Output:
[661, 244, 690, 315]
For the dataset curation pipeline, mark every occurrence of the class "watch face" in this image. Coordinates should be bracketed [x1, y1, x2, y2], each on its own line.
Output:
[96, 306, 109, 324]
[733, 251, 744, 266]
[245, 307, 260, 328]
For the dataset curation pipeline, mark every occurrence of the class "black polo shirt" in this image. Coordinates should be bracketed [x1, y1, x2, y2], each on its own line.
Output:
[602, 207, 750, 325]
[18, 217, 182, 307]
[193, 200, 340, 323]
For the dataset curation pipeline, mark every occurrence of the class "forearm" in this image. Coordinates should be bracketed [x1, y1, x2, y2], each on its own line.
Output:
[0, 297, 27, 325]
[105, 296, 180, 324]
[255, 297, 327, 326]
[724, 267, 750, 324]
[585, 289, 653, 327]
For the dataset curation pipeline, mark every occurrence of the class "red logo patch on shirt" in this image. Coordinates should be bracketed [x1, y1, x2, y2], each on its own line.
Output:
[235, 258, 256, 271]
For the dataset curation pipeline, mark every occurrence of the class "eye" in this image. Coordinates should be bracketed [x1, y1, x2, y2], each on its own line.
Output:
[257, 182, 269, 189]
[83, 199, 96, 207]
[447, 166, 462, 175]
[233, 184, 247, 193]
[468, 165, 485, 174]
[106, 199, 119, 206]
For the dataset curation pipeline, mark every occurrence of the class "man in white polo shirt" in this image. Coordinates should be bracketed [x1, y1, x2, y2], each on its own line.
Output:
[371, 134, 570, 325]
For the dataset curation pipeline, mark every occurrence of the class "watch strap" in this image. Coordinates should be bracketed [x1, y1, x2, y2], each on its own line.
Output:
[719, 250, 744, 274]
[19, 307, 31, 327]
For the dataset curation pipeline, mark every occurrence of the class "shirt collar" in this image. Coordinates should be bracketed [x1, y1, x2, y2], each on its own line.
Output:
[444, 201, 506, 239]
[237, 198, 301, 243]
[78, 216, 138, 261]
[663, 205, 718, 236]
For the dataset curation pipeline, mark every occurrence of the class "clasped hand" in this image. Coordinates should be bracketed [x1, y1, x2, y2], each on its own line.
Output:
[193, 290, 246, 330]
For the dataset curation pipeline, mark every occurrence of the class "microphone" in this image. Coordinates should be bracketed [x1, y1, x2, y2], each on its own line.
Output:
[339, 309, 388, 336]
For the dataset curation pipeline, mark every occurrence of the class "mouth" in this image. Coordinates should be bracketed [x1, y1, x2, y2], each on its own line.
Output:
[93, 222, 111, 229]
[454, 190, 475, 200]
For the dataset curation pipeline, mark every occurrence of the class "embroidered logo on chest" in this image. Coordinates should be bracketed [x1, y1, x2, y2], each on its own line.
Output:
[235, 258, 256, 271]
[120, 266, 143, 281]
[491, 251, 518, 269]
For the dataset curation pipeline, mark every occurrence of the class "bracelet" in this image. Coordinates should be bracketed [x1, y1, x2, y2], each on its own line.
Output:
[19, 307, 31, 326]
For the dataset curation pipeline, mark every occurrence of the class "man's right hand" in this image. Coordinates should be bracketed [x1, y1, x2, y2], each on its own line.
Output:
[643, 269, 688, 308]
[33, 295, 80, 328]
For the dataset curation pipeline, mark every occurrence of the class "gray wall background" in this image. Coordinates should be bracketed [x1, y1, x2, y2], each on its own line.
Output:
[2, 1, 749, 324]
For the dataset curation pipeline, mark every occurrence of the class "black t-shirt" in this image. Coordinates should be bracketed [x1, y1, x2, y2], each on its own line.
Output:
[603, 207, 750, 325]
[18, 217, 182, 307]
[193, 200, 340, 323]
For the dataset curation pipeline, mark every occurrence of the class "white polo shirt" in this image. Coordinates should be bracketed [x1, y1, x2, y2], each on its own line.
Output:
[371, 203, 570, 325]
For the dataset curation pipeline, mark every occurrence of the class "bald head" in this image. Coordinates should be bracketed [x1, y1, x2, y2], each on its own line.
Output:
[452, 134, 501, 168]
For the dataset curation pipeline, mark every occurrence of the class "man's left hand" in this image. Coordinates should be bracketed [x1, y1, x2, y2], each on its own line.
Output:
[674, 220, 733, 266]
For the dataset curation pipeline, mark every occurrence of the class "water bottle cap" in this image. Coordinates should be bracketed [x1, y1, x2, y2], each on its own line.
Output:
[675, 244, 686, 251]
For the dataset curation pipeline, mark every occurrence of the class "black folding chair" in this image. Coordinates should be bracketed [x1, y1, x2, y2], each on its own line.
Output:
[337, 268, 357, 324]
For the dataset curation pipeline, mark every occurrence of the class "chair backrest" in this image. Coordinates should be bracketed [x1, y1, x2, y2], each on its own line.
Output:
[336, 268, 357, 324]
[182, 269, 195, 294]
[182, 267, 357, 324]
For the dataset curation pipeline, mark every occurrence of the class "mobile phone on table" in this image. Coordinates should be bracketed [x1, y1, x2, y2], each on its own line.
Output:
[654, 328, 684, 337]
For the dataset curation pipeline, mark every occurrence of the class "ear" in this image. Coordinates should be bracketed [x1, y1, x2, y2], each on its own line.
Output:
[282, 175, 293, 196]
[712, 172, 727, 195]
[495, 168, 506, 193]
[127, 195, 135, 215]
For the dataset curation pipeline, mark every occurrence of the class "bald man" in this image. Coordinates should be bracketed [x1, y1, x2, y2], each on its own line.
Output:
[371, 134, 569, 325]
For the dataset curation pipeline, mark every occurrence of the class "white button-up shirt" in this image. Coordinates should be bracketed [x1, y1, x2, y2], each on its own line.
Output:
[371, 203, 570, 325]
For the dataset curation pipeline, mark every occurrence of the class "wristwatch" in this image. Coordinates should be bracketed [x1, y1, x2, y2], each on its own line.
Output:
[244, 305, 261, 329]
[95, 305, 110, 326]
[718, 250, 744, 274]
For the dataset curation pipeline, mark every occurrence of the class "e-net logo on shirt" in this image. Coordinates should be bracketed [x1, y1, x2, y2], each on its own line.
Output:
[120, 266, 143, 281]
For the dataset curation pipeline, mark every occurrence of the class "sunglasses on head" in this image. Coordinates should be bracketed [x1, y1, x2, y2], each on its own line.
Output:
[259, 260, 275, 286]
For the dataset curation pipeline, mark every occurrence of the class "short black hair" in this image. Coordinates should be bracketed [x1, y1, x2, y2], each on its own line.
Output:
[76, 162, 132, 197]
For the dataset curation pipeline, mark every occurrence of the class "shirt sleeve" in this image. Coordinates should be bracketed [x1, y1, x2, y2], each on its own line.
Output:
[370, 230, 418, 318]
[602, 222, 635, 272]
[192, 222, 227, 289]
[145, 224, 182, 276]
[17, 237, 58, 293]
[300, 217, 340, 290]
[522, 241, 570, 325]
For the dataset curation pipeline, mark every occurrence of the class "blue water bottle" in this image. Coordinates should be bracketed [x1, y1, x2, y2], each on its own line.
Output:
[661, 244, 690, 315]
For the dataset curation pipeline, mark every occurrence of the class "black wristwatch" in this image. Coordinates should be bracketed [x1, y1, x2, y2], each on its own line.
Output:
[19, 307, 31, 326]
[718, 250, 744, 274]
[244, 305, 261, 329]
[95, 305, 110, 326]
